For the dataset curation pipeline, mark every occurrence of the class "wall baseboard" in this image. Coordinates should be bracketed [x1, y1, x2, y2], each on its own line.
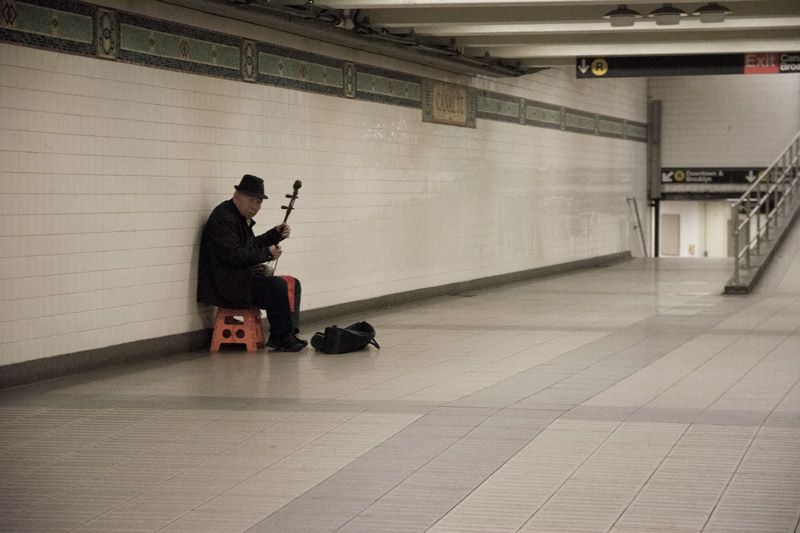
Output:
[0, 331, 212, 391]
[300, 252, 631, 323]
[0, 252, 631, 390]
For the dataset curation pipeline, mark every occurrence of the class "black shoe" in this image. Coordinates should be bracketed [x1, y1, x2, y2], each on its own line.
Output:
[267, 334, 305, 352]
[282, 333, 308, 348]
[292, 328, 308, 347]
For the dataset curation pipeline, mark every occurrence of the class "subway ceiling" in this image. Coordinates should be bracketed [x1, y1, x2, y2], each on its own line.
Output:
[166, 0, 800, 77]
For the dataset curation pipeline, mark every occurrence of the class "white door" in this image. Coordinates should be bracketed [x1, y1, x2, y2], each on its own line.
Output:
[661, 214, 680, 256]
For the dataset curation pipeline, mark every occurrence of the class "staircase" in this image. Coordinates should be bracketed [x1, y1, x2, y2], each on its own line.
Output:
[726, 131, 800, 294]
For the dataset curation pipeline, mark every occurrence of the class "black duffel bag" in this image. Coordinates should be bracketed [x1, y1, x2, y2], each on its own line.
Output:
[311, 321, 380, 354]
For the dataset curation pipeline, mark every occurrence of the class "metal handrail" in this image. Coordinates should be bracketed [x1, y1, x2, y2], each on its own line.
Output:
[627, 197, 648, 257]
[730, 131, 800, 285]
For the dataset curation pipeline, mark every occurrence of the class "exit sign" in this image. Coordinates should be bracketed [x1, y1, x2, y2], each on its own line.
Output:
[745, 52, 800, 74]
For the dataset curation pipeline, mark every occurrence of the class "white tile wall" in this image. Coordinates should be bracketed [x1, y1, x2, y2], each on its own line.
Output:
[649, 74, 800, 167]
[0, 4, 648, 365]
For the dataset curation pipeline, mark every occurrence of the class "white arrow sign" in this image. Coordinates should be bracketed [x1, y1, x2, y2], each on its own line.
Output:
[745, 170, 757, 182]
[661, 171, 674, 182]
[578, 59, 590, 74]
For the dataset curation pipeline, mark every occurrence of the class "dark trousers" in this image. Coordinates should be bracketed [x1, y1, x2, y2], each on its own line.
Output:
[250, 275, 296, 336]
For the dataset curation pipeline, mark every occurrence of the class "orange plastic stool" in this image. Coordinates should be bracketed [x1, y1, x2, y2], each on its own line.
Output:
[210, 308, 265, 352]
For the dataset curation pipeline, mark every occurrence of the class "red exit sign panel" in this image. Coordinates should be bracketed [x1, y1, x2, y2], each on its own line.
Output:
[745, 53, 781, 74]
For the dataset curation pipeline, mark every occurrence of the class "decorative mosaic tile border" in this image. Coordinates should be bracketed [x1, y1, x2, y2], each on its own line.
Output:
[0, 0, 646, 141]
[116, 11, 242, 79]
[1, 0, 95, 55]
[258, 42, 347, 96]
[479, 90, 647, 141]
[357, 65, 422, 108]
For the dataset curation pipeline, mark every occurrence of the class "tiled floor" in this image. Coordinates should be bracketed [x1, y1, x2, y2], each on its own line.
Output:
[2, 236, 800, 532]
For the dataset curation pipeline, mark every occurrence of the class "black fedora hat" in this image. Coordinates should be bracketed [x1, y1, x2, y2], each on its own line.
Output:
[234, 174, 268, 199]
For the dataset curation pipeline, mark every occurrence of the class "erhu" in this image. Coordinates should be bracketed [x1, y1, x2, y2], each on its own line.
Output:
[268, 179, 302, 274]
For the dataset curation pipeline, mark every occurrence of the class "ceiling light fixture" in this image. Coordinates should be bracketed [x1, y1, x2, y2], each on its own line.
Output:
[693, 2, 733, 23]
[603, 4, 643, 27]
[648, 3, 688, 25]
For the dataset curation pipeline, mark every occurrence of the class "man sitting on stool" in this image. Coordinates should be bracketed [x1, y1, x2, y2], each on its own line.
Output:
[198, 174, 306, 352]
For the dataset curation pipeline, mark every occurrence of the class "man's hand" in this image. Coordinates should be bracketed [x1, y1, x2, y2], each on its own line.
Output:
[269, 245, 283, 259]
[276, 223, 291, 239]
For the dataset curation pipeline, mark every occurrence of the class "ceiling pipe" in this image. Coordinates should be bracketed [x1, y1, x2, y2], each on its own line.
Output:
[233, 0, 532, 77]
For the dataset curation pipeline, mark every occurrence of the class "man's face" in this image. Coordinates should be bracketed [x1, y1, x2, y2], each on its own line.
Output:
[233, 191, 263, 219]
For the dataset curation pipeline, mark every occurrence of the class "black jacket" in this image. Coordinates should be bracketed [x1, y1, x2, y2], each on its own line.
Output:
[197, 199, 284, 307]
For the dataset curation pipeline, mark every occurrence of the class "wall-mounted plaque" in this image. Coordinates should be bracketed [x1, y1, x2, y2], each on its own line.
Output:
[422, 79, 476, 128]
